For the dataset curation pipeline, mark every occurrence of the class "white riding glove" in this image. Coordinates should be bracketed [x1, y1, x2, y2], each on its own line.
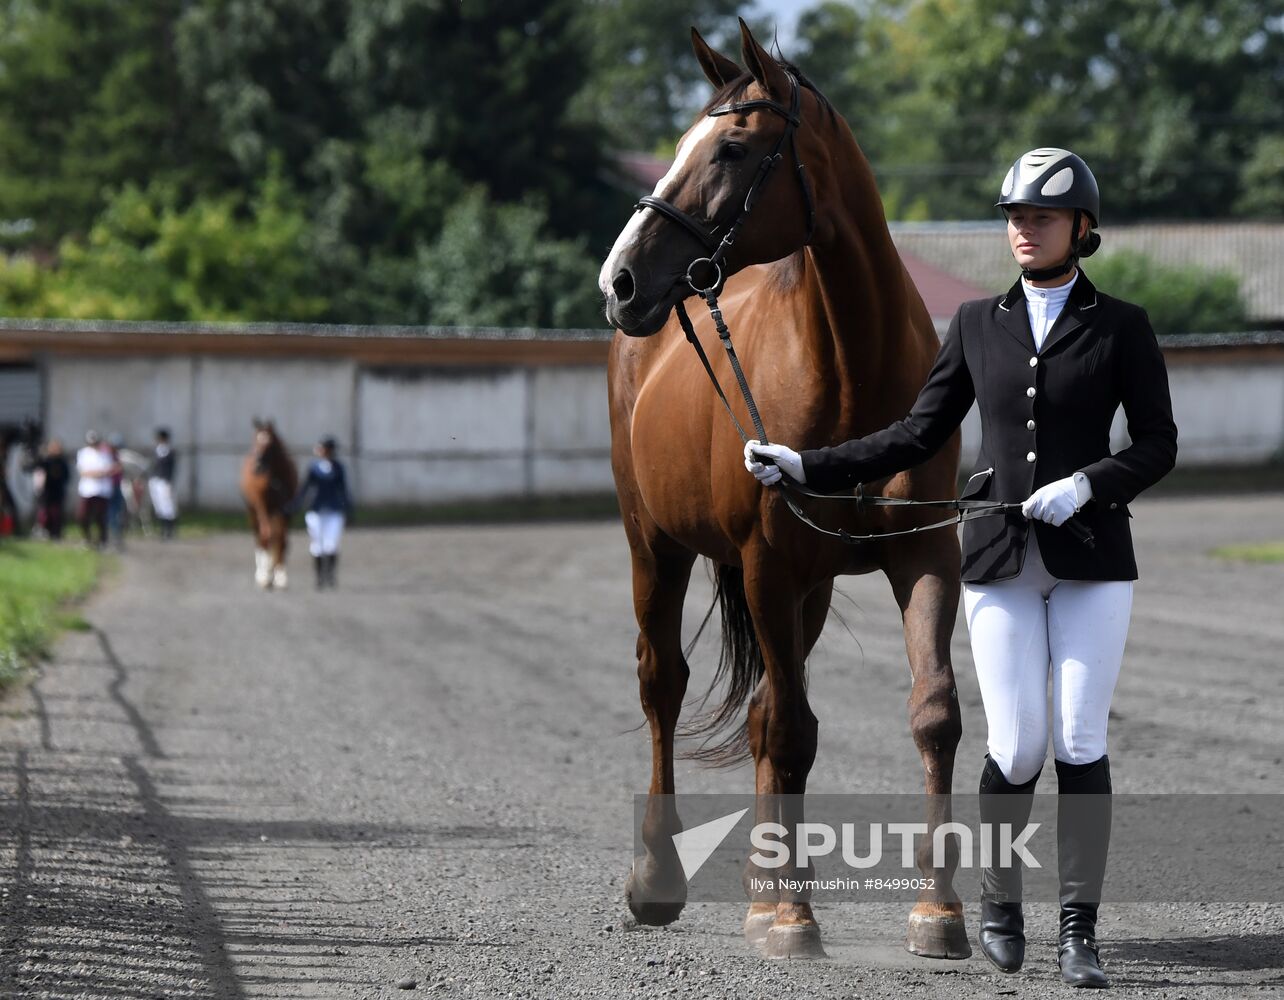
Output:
[743, 440, 806, 487]
[1021, 473, 1093, 527]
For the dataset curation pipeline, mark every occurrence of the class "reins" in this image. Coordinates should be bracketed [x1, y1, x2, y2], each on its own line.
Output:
[672, 294, 1024, 544]
[637, 71, 1091, 547]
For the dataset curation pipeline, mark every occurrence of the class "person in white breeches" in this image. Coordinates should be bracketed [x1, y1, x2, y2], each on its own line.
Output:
[964, 528, 1133, 786]
[304, 509, 345, 557]
[288, 435, 353, 589]
[745, 148, 1179, 987]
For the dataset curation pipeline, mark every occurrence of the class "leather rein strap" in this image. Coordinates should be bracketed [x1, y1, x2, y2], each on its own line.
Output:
[671, 301, 1024, 544]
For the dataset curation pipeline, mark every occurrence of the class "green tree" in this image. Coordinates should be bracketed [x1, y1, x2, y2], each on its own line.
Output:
[1089, 252, 1248, 335]
[0, 0, 218, 245]
[576, 0, 768, 154]
[898, 0, 1284, 220]
[0, 168, 329, 321]
[417, 189, 604, 329]
[791, 1, 939, 218]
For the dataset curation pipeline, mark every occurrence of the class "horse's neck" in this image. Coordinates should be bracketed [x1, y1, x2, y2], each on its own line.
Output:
[799, 158, 924, 424]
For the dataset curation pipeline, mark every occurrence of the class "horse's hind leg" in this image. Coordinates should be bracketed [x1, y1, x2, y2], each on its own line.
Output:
[885, 538, 971, 959]
[624, 534, 696, 926]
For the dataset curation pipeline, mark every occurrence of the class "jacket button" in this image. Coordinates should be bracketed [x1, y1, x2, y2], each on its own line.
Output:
[1026, 452, 1036, 462]
[1026, 387, 1036, 398]
[1029, 357, 1038, 367]
[1027, 419, 1036, 430]
[1110, 502, 1118, 509]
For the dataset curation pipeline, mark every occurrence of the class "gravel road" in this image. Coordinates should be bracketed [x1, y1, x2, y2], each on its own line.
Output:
[1, 493, 1281, 998]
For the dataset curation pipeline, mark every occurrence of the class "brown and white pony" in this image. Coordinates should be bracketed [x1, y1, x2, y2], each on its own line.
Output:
[240, 419, 298, 590]
[603, 22, 970, 960]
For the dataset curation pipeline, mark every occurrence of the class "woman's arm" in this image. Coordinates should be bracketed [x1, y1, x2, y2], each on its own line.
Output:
[799, 310, 977, 493]
[286, 467, 318, 514]
[1076, 306, 1178, 505]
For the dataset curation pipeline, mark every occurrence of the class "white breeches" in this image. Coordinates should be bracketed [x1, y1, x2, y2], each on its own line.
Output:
[962, 530, 1133, 785]
[148, 478, 178, 520]
[304, 511, 345, 556]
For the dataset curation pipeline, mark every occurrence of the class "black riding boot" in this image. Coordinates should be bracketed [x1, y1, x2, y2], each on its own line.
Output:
[1056, 755, 1112, 988]
[978, 753, 1041, 973]
[313, 554, 326, 590]
[325, 553, 338, 588]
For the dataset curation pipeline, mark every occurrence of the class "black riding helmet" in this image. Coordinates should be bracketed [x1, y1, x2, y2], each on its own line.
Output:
[996, 147, 1101, 280]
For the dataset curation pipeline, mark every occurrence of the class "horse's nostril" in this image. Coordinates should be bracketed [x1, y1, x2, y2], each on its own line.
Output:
[612, 268, 636, 305]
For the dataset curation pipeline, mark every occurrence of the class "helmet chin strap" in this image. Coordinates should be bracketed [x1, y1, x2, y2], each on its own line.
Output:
[1019, 208, 1081, 282]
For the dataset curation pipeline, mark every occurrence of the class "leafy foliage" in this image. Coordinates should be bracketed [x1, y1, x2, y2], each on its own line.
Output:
[0, 168, 329, 321]
[1088, 252, 1248, 335]
[417, 189, 604, 328]
[0, 0, 1277, 325]
[714, 2, 1284, 223]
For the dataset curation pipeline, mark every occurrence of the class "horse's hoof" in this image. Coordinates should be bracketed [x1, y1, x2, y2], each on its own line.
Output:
[743, 909, 775, 948]
[272, 569, 289, 590]
[625, 869, 685, 926]
[905, 910, 972, 960]
[255, 575, 270, 589]
[761, 922, 827, 960]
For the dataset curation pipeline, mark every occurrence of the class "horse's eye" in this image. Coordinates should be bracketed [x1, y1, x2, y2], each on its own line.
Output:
[717, 142, 747, 162]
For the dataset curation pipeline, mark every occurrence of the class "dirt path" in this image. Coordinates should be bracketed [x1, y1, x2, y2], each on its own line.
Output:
[1, 493, 1281, 998]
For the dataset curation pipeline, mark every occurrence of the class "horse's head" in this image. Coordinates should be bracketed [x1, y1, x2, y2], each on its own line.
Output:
[252, 418, 278, 457]
[600, 20, 822, 337]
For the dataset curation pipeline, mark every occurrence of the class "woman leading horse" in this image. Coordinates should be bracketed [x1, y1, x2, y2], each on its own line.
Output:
[605, 22, 974, 960]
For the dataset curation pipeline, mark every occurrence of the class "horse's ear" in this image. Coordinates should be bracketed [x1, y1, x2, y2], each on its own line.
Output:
[691, 27, 741, 89]
[739, 18, 789, 100]
[252, 417, 262, 430]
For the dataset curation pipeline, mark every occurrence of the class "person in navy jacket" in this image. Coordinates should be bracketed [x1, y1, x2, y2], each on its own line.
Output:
[290, 436, 353, 589]
[746, 149, 1177, 987]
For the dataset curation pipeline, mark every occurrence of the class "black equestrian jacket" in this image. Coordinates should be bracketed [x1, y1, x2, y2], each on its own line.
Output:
[800, 272, 1178, 583]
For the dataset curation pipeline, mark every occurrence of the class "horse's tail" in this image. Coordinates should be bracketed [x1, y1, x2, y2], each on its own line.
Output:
[677, 562, 764, 768]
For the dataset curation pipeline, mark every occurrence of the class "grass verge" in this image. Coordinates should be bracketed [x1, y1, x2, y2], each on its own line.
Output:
[0, 541, 101, 690]
[1210, 541, 1284, 564]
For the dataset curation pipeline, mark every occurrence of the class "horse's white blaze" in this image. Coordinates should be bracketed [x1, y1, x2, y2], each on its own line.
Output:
[599, 115, 720, 296]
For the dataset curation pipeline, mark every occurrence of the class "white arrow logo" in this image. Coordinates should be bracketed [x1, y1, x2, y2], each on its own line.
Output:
[671, 808, 749, 880]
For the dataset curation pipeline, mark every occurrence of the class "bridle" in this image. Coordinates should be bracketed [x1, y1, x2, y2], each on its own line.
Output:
[633, 72, 1094, 547]
[634, 70, 815, 296]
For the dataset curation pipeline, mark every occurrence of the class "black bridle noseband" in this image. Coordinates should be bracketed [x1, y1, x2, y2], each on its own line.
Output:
[631, 73, 1092, 547]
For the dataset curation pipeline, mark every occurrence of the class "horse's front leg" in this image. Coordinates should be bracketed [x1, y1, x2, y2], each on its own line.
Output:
[742, 580, 832, 951]
[886, 540, 971, 959]
[625, 541, 696, 926]
[742, 556, 825, 959]
[270, 513, 290, 590]
[247, 504, 272, 589]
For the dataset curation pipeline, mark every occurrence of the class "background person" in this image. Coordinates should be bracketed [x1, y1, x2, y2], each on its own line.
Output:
[744, 148, 1177, 987]
[76, 431, 117, 549]
[28, 438, 71, 541]
[105, 432, 128, 550]
[289, 435, 352, 590]
[147, 427, 179, 540]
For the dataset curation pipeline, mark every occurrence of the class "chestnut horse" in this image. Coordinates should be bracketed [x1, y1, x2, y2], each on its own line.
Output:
[240, 419, 297, 590]
[603, 22, 969, 960]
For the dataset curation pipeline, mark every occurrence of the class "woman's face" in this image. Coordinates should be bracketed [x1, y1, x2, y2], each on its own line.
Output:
[1005, 205, 1081, 271]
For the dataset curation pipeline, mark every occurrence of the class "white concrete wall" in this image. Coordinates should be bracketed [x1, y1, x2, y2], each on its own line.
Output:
[39, 351, 1284, 509]
[44, 357, 614, 508]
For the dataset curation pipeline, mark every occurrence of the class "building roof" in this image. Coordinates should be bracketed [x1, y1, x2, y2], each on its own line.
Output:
[898, 251, 990, 326]
[889, 221, 1284, 323]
